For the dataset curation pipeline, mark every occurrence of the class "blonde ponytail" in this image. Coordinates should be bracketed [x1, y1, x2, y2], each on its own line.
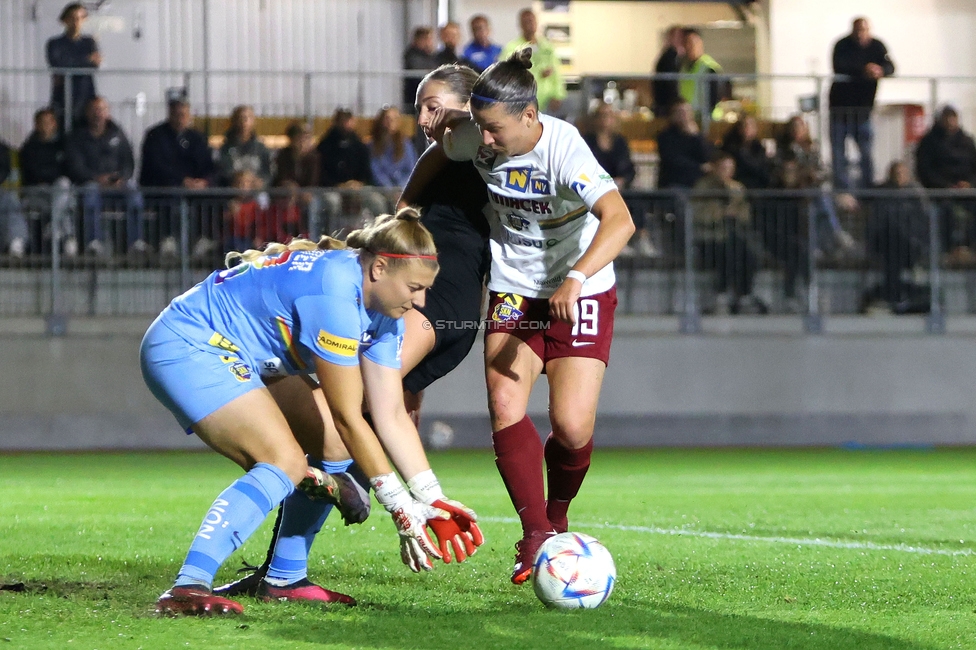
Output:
[346, 207, 439, 271]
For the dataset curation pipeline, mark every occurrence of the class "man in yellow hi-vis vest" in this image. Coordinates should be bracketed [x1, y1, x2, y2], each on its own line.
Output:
[500, 9, 567, 114]
[679, 29, 729, 121]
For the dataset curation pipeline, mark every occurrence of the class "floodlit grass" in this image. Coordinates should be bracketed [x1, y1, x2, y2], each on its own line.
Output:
[2, 449, 976, 649]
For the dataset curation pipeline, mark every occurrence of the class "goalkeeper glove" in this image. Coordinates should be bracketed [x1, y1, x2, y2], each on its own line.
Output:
[371, 472, 447, 572]
[407, 469, 485, 564]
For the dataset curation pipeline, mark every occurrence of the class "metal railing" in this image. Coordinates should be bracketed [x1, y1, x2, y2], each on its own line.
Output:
[3, 185, 975, 335]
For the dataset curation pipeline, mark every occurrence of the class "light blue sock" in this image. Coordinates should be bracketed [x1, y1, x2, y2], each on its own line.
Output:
[175, 462, 294, 589]
[265, 458, 354, 585]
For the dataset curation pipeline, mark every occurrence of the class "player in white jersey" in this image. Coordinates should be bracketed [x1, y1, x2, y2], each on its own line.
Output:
[403, 48, 635, 584]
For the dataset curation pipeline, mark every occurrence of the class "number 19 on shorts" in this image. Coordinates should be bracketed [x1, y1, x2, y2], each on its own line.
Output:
[572, 299, 599, 337]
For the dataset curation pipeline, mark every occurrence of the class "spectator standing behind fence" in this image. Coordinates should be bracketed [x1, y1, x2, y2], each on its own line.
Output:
[46, 3, 101, 132]
[369, 106, 417, 193]
[403, 27, 438, 113]
[829, 17, 894, 190]
[434, 22, 473, 68]
[501, 9, 566, 114]
[0, 140, 28, 258]
[915, 106, 976, 263]
[64, 97, 144, 256]
[679, 29, 728, 120]
[693, 152, 767, 315]
[463, 15, 501, 73]
[316, 108, 386, 232]
[657, 101, 711, 189]
[19, 108, 75, 256]
[274, 122, 320, 189]
[139, 100, 214, 256]
[218, 105, 273, 187]
[652, 26, 684, 119]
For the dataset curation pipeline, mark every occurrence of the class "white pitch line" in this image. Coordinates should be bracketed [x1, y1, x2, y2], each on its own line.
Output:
[480, 516, 976, 558]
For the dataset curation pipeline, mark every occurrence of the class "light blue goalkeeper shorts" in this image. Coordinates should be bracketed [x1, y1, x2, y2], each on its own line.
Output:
[140, 314, 264, 431]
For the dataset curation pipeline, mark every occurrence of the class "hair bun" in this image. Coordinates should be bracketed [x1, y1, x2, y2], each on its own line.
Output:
[394, 206, 422, 222]
[513, 47, 533, 70]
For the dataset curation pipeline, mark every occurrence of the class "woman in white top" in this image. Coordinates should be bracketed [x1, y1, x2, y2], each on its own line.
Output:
[401, 48, 635, 585]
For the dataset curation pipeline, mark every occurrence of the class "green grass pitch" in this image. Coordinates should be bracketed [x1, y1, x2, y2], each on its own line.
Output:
[2, 448, 976, 649]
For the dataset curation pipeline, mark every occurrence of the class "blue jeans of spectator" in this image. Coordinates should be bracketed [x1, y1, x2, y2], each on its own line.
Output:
[81, 180, 145, 249]
[0, 190, 28, 249]
[830, 109, 874, 190]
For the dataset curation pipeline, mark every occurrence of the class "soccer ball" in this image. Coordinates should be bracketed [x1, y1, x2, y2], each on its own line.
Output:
[532, 532, 616, 609]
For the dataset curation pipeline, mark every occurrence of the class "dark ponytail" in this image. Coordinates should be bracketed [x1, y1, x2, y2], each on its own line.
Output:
[470, 48, 538, 116]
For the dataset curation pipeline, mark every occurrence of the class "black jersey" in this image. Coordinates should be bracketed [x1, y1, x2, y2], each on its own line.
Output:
[404, 159, 490, 394]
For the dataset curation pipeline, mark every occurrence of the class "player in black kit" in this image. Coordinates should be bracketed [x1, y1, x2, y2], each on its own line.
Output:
[400, 64, 490, 421]
[213, 65, 490, 603]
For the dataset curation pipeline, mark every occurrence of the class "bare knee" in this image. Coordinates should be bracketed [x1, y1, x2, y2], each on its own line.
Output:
[488, 384, 528, 431]
[258, 450, 308, 487]
[550, 414, 594, 450]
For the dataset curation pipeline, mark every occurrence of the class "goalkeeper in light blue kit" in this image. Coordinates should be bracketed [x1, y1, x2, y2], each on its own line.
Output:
[141, 208, 482, 616]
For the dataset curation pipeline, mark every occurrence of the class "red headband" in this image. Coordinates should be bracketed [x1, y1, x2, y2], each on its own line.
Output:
[379, 252, 438, 261]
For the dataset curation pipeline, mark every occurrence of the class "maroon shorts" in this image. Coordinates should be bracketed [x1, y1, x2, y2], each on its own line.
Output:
[485, 287, 617, 365]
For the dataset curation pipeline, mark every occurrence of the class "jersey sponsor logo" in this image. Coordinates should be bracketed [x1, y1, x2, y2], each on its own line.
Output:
[504, 167, 533, 192]
[491, 293, 525, 322]
[208, 332, 240, 353]
[317, 330, 359, 357]
[488, 187, 552, 214]
[570, 173, 591, 196]
[229, 361, 253, 382]
[506, 213, 531, 231]
[530, 177, 551, 194]
[360, 331, 375, 346]
[599, 173, 613, 182]
[475, 146, 497, 170]
[504, 230, 560, 249]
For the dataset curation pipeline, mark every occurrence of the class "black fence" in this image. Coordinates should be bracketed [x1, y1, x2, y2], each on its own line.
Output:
[2, 185, 974, 334]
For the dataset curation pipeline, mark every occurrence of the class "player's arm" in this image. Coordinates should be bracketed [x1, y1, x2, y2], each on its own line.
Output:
[361, 356, 484, 564]
[397, 142, 449, 210]
[315, 355, 447, 572]
[549, 190, 635, 324]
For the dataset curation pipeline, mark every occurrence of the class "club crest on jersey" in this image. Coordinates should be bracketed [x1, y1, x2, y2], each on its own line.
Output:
[475, 146, 496, 169]
[317, 330, 359, 357]
[530, 177, 550, 194]
[492, 293, 525, 322]
[570, 173, 591, 196]
[504, 167, 533, 192]
[229, 361, 253, 382]
[507, 213, 531, 231]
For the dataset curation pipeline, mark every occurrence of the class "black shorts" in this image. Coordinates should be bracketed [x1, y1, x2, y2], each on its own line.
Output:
[402, 200, 489, 394]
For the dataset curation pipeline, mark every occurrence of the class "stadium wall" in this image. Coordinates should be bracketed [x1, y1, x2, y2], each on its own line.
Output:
[2, 317, 976, 451]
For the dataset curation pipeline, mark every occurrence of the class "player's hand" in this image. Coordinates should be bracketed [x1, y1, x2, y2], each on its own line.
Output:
[427, 107, 471, 143]
[549, 277, 583, 325]
[407, 470, 485, 563]
[427, 499, 485, 563]
[372, 472, 446, 572]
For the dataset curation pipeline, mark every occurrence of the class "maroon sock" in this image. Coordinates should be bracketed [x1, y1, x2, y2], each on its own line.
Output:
[544, 434, 594, 529]
[492, 416, 550, 537]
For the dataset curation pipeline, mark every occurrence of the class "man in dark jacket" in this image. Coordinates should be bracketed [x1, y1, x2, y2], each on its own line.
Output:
[657, 101, 712, 189]
[46, 3, 101, 132]
[916, 106, 976, 257]
[652, 26, 684, 118]
[403, 27, 438, 114]
[65, 97, 143, 254]
[140, 99, 214, 253]
[19, 108, 75, 256]
[829, 17, 895, 189]
[316, 109, 385, 233]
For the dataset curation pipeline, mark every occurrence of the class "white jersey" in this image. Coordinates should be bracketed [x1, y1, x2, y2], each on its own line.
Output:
[443, 113, 617, 298]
